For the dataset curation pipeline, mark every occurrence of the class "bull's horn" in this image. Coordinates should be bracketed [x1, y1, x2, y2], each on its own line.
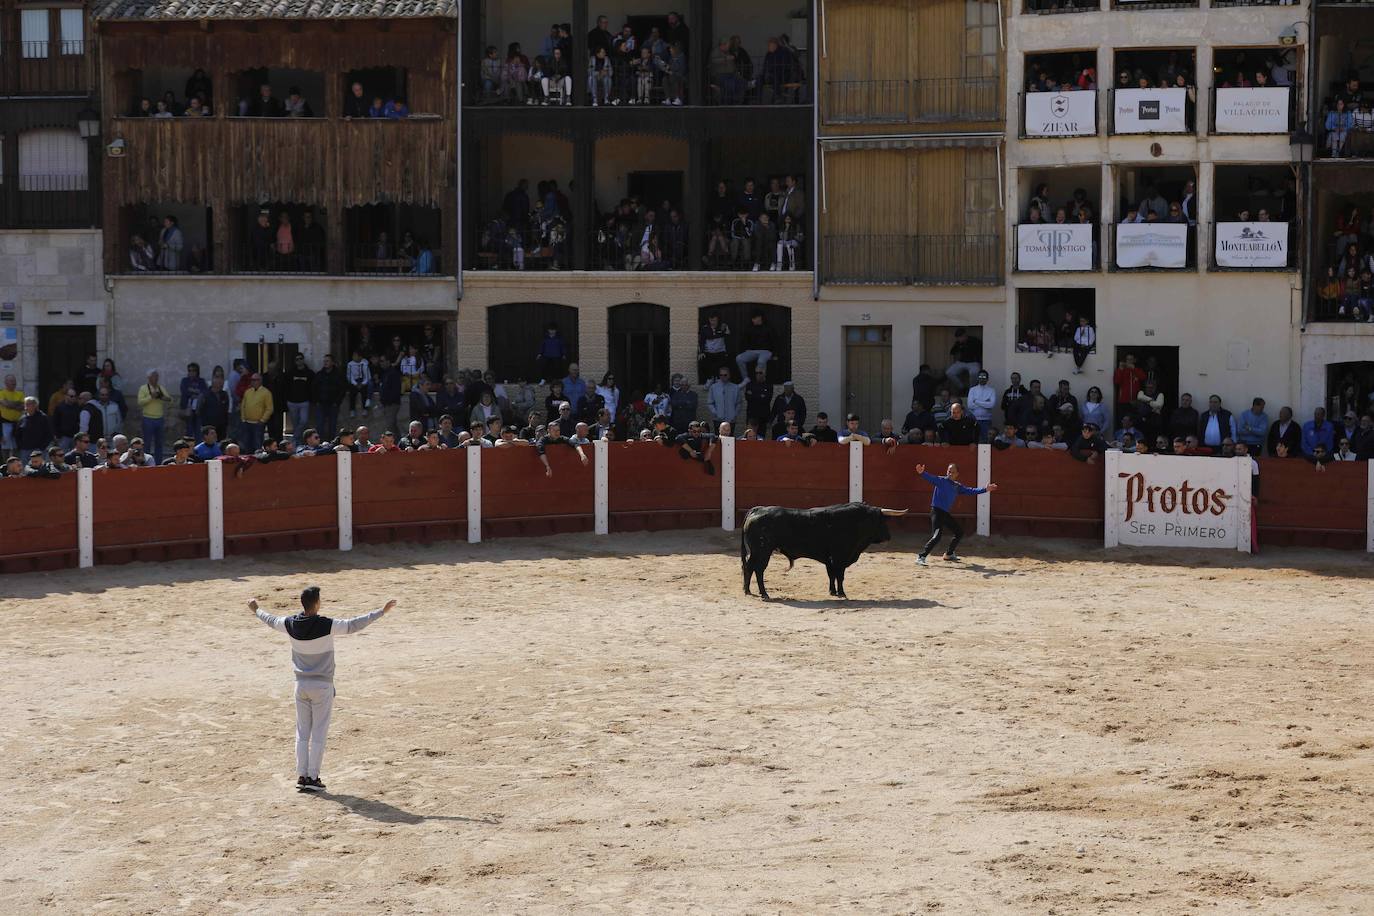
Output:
[879, 508, 908, 517]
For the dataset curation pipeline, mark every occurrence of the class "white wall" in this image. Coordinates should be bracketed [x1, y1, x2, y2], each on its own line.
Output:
[1300, 325, 1374, 419]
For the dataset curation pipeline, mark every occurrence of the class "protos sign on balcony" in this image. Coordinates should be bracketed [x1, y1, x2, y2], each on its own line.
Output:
[1024, 91, 1096, 137]
[1215, 222, 1289, 268]
[1113, 88, 1188, 134]
[1106, 453, 1250, 553]
[1214, 87, 1289, 134]
[1017, 224, 1094, 270]
[1116, 223, 1188, 268]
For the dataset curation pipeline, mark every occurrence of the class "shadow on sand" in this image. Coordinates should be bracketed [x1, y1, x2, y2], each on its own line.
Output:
[315, 793, 500, 826]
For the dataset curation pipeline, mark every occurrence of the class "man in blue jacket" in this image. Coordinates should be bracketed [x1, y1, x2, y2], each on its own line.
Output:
[915, 462, 996, 565]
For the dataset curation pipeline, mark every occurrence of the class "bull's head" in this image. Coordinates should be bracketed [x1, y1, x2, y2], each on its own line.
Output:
[872, 507, 908, 543]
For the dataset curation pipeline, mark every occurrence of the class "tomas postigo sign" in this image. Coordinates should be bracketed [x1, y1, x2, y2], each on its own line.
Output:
[1017, 224, 1094, 270]
[1104, 452, 1252, 553]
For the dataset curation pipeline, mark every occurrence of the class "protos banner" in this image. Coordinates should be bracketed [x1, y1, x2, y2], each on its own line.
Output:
[1016, 224, 1095, 270]
[1214, 87, 1290, 134]
[1105, 452, 1251, 553]
[1024, 91, 1097, 138]
[1113, 87, 1189, 134]
[1115, 222, 1189, 269]
[1215, 222, 1289, 269]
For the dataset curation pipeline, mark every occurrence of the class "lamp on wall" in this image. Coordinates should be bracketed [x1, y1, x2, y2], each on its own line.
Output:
[76, 106, 101, 139]
[1278, 22, 1305, 47]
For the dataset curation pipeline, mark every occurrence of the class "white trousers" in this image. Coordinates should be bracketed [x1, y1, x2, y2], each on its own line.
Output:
[294, 680, 335, 778]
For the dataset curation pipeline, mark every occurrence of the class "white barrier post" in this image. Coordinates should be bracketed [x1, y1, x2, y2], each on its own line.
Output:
[77, 467, 94, 569]
[594, 438, 609, 535]
[336, 450, 353, 552]
[848, 439, 864, 502]
[1103, 449, 1120, 548]
[976, 443, 992, 537]
[1367, 460, 1373, 554]
[467, 445, 482, 544]
[1234, 455, 1252, 555]
[207, 460, 224, 560]
[720, 436, 736, 530]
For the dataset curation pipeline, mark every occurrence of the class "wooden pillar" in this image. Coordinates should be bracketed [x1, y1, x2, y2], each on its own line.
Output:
[690, 0, 712, 107]
[210, 198, 232, 273]
[571, 0, 589, 107]
[572, 125, 594, 270]
[326, 202, 346, 274]
[687, 130, 706, 269]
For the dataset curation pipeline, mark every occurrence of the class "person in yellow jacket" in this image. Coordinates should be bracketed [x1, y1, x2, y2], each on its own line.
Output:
[137, 369, 174, 464]
[239, 372, 274, 453]
[1, 374, 25, 458]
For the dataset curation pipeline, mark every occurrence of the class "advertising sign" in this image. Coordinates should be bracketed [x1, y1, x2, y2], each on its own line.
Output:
[1215, 222, 1289, 269]
[1105, 452, 1251, 553]
[1113, 87, 1188, 133]
[1017, 223, 1095, 270]
[1024, 91, 1097, 138]
[1115, 222, 1189, 269]
[1214, 87, 1289, 134]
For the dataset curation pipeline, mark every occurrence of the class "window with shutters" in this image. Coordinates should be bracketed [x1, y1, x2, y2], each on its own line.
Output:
[21, 9, 51, 59]
[60, 9, 85, 56]
[18, 129, 89, 192]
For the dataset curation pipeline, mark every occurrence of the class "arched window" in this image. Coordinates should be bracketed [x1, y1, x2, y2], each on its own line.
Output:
[608, 303, 670, 396]
[18, 129, 88, 191]
[487, 303, 579, 383]
[695, 303, 791, 384]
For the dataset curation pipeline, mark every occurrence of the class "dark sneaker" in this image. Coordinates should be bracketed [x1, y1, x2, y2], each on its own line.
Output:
[310, 777, 326, 792]
[296, 776, 311, 788]
[916, 555, 927, 566]
[944, 554, 961, 562]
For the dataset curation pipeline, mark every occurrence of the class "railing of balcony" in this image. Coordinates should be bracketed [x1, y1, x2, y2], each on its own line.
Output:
[1108, 222, 1197, 272]
[1111, 0, 1197, 9]
[1019, 89, 1099, 139]
[821, 77, 999, 125]
[1312, 272, 1372, 323]
[470, 56, 810, 107]
[1023, 0, 1101, 12]
[1211, 0, 1286, 7]
[0, 40, 91, 94]
[346, 245, 444, 276]
[1208, 221, 1295, 271]
[1208, 85, 1295, 135]
[1013, 223, 1101, 272]
[1107, 87, 1196, 135]
[232, 244, 329, 275]
[2, 175, 97, 230]
[821, 234, 1001, 285]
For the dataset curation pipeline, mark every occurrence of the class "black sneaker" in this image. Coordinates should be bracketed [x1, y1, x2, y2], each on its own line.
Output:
[944, 553, 961, 562]
[296, 776, 313, 791]
[310, 777, 327, 792]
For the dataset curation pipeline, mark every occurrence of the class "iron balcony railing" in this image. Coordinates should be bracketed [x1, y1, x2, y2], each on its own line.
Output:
[1023, 0, 1100, 12]
[1208, 85, 1296, 135]
[2, 175, 98, 230]
[1111, 0, 1197, 9]
[1207, 221, 1296, 272]
[822, 77, 1000, 125]
[821, 234, 1001, 286]
[0, 40, 91, 94]
[1108, 222, 1197, 272]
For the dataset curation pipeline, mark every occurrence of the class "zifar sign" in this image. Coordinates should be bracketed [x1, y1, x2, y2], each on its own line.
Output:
[1104, 452, 1252, 553]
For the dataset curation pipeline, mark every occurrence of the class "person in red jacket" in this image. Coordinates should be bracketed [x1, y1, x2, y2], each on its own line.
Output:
[1112, 353, 1145, 430]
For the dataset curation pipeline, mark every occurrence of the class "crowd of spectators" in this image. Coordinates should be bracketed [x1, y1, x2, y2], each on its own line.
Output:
[1322, 75, 1372, 159]
[475, 15, 805, 108]
[1317, 205, 1374, 320]
[480, 174, 805, 272]
[1118, 178, 1196, 227]
[129, 75, 413, 120]
[1021, 181, 1097, 229]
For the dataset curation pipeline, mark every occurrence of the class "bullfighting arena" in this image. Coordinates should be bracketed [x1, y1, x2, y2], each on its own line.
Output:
[3, 530, 1372, 914]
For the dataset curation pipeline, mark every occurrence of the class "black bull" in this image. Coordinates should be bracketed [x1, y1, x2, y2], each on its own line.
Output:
[741, 502, 907, 600]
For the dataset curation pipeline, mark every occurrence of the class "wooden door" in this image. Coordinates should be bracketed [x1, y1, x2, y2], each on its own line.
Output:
[844, 325, 892, 430]
[37, 326, 95, 402]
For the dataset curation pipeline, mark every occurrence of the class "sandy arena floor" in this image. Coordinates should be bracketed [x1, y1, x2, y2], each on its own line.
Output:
[1, 530, 1372, 915]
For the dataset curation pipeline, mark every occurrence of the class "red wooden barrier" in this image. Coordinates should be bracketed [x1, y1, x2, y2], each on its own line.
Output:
[0, 473, 77, 572]
[481, 445, 595, 537]
[93, 464, 209, 564]
[735, 440, 848, 520]
[864, 444, 981, 534]
[1256, 458, 1366, 549]
[222, 458, 337, 554]
[991, 448, 1104, 540]
[351, 449, 467, 545]
[609, 442, 718, 531]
